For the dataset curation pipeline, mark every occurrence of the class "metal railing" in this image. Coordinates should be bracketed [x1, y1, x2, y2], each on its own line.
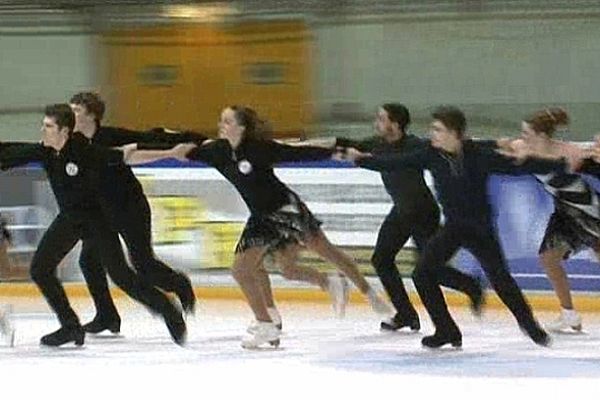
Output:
[2, 1, 600, 24]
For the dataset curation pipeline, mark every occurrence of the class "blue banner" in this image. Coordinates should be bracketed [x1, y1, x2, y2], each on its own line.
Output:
[456, 174, 600, 292]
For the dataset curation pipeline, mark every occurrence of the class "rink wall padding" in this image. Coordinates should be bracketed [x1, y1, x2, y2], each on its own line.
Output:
[0, 282, 599, 312]
[136, 161, 600, 294]
[2, 159, 600, 297]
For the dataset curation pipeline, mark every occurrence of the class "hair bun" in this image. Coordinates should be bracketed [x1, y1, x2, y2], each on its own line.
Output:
[546, 107, 569, 126]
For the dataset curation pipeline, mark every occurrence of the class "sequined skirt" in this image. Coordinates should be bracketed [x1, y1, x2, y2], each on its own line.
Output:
[235, 193, 322, 254]
[539, 204, 600, 258]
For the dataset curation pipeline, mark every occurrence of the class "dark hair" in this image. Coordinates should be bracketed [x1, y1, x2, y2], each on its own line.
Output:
[44, 104, 75, 133]
[229, 105, 272, 140]
[431, 105, 466, 137]
[69, 91, 106, 124]
[382, 103, 410, 132]
[525, 107, 569, 137]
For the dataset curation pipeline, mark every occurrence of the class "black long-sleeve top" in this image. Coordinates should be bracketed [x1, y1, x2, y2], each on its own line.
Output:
[92, 126, 205, 148]
[357, 140, 568, 225]
[336, 134, 436, 214]
[186, 138, 334, 215]
[90, 126, 208, 207]
[0, 134, 123, 216]
[579, 158, 600, 178]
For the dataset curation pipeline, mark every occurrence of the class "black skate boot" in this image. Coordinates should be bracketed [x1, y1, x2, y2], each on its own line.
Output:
[380, 313, 420, 332]
[40, 325, 85, 347]
[468, 278, 485, 317]
[175, 273, 196, 315]
[163, 306, 187, 346]
[521, 320, 551, 347]
[82, 315, 121, 334]
[421, 329, 462, 349]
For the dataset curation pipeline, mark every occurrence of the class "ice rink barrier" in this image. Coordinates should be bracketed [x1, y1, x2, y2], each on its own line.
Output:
[3, 155, 600, 294]
[131, 157, 600, 294]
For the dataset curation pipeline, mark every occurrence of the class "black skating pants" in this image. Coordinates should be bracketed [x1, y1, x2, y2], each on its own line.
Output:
[372, 205, 480, 321]
[412, 219, 538, 334]
[80, 194, 184, 319]
[31, 212, 177, 327]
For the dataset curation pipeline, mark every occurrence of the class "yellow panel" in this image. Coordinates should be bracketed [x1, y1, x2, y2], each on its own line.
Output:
[98, 20, 313, 137]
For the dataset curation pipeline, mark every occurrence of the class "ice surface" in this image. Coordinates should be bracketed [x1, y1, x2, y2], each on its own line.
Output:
[1, 297, 599, 399]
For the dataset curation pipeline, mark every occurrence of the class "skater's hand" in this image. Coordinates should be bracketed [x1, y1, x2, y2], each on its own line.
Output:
[496, 137, 514, 153]
[495, 139, 531, 164]
[332, 147, 346, 161]
[587, 146, 600, 164]
[170, 143, 197, 161]
[340, 147, 370, 163]
[120, 143, 138, 161]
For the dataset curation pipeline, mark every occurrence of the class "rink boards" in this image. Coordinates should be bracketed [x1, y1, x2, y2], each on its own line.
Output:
[2, 159, 600, 295]
[133, 159, 600, 294]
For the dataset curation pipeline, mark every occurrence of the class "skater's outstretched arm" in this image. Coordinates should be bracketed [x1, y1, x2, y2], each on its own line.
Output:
[577, 136, 600, 177]
[350, 146, 431, 172]
[265, 140, 334, 163]
[273, 137, 337, 149]
[0, 142, 46, 170]
[482, 143, 568, 175]
[120, 143, 198, 165]
[97, 126, 208, 148]
[334, 137, 380, 153]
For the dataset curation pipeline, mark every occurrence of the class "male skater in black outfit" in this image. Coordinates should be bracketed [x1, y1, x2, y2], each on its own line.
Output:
[345, 105, 563, 348]
[69, 92, 205, 334]
[336, 104, 483, 331]
[0, 104, 187, 347]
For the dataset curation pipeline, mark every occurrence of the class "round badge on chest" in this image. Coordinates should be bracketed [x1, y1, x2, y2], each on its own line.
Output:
[65, 162, 79, 177]
[237, 159, 253, 175]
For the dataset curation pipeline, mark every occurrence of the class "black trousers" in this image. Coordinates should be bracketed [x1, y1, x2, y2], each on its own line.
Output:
[371, 205, 479, 321]
[412, 219, 538, 334]
[80, 193, 185, 318]
[31, 212, 178, 328]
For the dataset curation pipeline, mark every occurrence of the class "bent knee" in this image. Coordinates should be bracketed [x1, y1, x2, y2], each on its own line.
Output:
[280, 264, 300, 280]
[539, 250, 566, 270]
[30, 263, 50, 283]
[371, 251, 395, 270]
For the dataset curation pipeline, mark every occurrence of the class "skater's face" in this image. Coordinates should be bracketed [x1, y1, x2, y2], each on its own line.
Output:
[70, 103, 96, 132]
[218, 108, 245, 144]
[430, 120, 460, 153]
[374, 108, 398, 136]
[41, 116, 69, 151]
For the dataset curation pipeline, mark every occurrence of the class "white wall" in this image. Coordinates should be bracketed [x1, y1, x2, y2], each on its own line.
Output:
[314, 15, 600, 138]
[0, 27, 95, 141]
[2, 13, 600, 140]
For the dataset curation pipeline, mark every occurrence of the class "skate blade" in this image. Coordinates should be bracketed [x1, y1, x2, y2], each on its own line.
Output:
[550, 327, 586, 335]
[39, 343, 86, 350]
[86, 333, 125, 340]
[380, 328, 421, 335]
[241, 339, 282, 350]
[422, 345, 463, 352]
[421, 340, 463, 351]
